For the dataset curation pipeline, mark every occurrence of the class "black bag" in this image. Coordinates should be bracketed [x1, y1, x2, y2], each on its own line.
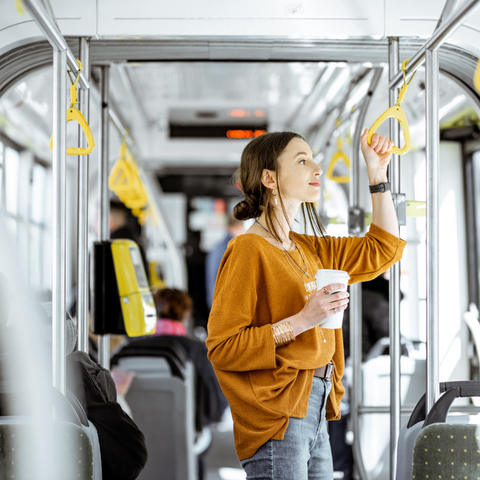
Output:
[67, 351, 148, 480]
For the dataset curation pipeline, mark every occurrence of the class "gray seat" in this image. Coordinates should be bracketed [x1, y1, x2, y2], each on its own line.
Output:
[119, 355, 197, 480]
[0, 386, 102, 480]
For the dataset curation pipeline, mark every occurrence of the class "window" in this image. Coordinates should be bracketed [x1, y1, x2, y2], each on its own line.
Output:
[5, 147, 19, 216]
[0, 141, 3, 207]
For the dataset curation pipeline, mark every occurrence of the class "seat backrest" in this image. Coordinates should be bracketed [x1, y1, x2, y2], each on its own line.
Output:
[119, 355, 196, 480]
[0, 385, 102, 480]
[412, 423, 480, 478]
[0, 420, 94, 479]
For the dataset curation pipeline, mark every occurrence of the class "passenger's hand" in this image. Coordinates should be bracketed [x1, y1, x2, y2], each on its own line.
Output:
[360, 129, 393, 176]
[111, 368, 135, 398]
[295, 283, 349, 333]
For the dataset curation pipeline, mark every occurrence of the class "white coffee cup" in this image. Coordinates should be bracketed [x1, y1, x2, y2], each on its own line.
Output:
[315, 269, 350, 329]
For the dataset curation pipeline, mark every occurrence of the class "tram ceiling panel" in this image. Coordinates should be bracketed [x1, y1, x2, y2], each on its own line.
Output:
[1, 38, 479, 96]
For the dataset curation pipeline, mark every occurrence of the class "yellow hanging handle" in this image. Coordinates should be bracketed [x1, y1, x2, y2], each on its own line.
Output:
[326, 137, 351, 184]
[367, 59, 416, 156]
[15, 0, 26, 14]
[474, 58, 480, 93]
[49, 59, 95, 156]
[109, 141, 149, 210]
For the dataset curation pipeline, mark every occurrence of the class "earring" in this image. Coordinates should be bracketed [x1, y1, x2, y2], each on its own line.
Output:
[273, 189, 278, 205]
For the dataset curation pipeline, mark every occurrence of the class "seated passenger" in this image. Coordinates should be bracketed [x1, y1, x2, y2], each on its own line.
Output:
[23, 301, 148, 480]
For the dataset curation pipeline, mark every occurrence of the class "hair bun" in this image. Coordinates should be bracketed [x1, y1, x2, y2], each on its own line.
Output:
[234, 197, 262, 221]
[233, 200, 251, 221]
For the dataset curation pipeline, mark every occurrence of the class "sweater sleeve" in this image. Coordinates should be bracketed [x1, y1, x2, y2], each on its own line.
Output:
[319, 224, 407, 284]
[206, 239, 277, 372]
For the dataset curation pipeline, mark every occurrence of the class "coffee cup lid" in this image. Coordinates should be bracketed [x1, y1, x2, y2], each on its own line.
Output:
[315, 269, 349, 278]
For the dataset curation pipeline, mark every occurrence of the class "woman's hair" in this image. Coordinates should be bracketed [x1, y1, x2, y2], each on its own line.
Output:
[153, 288, 193, 321]
[233, 131, 326, 245]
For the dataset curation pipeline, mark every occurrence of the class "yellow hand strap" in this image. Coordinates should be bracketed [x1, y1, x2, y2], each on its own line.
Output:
[474, 58, 480, 93]
[49, 59, 95, 156]
[109, 141, 148, 210]
[326, 138, 351, 184]
[367, 59, 416, 156]
[15, 0, 26, 14]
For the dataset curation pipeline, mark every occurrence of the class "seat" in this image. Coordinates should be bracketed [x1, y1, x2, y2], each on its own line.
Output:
[112, 338, 197, 480]
[0, 387, 101, 479]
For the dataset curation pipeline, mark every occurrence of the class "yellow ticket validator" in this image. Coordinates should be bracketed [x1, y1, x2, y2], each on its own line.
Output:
[110, 239, 156, 336]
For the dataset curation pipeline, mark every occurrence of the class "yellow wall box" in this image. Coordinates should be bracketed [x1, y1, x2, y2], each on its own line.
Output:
[92, 239, 156, 337]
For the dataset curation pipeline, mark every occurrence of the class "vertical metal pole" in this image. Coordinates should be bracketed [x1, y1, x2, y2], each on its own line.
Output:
[348, 67, 382, 480]
[52, 48, 67, 394]
[388, 37, 402, 480]
[98, 65, 111, 369]
[76, 37, 91, 354]
[425, 48, 440, 412]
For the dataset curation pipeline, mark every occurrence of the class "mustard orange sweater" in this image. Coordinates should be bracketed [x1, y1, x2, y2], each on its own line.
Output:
[206, 224, 406, 460]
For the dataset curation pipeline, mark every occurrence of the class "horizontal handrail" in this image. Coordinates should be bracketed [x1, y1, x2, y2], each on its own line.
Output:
[21, 0, 90, 90]
[389, 0, 480, 90]
[359, 405, 480, 414]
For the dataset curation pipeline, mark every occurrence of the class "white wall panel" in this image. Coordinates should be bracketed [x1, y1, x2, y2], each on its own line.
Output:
[97, 0, 384, 37]
[50, 0, 96, 36]
[385, 0, 444, 37]
[0, 0, 96, 58]
[386, 0, 480, 50]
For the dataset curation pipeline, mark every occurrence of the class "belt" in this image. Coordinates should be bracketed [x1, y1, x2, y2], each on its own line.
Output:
[314, 362, 334, 380]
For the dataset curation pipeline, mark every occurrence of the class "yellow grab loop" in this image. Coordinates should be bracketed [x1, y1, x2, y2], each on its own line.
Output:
[367, 59, 415, 156]
[49, 59, 95, 156]
[367, 103, 410, 156]
[15, 0, 26, 14]
[109, 141, 149, 212]
[474, 58, 480, 93]
[326, 137, 351, 184]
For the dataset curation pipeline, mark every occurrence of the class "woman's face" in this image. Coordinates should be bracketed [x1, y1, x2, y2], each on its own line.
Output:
[276, 137, 322, 206]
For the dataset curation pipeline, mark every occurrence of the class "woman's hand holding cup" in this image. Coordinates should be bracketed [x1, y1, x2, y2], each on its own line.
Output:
[293, 284, 349, 335]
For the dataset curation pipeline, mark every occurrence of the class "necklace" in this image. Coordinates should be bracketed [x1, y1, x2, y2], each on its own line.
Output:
[255, 219, 327, 343]
[255, 220, 309, 276]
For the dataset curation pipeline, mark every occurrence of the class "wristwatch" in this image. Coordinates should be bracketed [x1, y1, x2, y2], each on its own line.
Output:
[369, 182, 391, 194]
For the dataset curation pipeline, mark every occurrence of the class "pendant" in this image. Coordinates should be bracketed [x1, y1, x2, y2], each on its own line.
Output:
[324, 339, 327, 343]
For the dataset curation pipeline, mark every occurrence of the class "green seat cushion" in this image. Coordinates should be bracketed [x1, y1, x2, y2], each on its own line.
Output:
[0, 422, 93, 479]
[412, 423, 480, 479]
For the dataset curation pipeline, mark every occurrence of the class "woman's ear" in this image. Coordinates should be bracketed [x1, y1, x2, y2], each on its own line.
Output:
[261, 169, 277, 190]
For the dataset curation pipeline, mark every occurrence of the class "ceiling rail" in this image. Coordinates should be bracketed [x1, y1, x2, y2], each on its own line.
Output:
[22, 0, 90, 90]
[389, 0, 480, 90]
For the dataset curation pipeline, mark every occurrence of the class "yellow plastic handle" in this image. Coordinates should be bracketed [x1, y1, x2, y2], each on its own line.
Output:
[15, 0, 26, 14]
[49, 108, 95, 155]
[326, 150, 351, 184]
[474, 58, 480, 93]
[109, 158, 148, 209]
[367, 105, 411, 156]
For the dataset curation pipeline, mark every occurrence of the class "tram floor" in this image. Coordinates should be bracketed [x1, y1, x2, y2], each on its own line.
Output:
[205, 408, 245, 480]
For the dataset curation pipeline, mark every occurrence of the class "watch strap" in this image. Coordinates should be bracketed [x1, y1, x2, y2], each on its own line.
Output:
[369, 182, 391, 194]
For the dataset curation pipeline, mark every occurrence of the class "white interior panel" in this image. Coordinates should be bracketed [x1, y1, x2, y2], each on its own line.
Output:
[438, 141, 469, 382]
[385, 0, 444, 37]
[50, 0, 97, 36]
[97, 0, 384, 37]
[0, 0, 96, 57]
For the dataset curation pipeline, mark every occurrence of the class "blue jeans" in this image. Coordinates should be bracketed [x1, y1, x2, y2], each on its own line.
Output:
[240, 377, 333, 480]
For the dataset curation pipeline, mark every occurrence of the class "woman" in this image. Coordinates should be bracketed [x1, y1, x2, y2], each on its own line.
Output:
[206, 129, 406, 479]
